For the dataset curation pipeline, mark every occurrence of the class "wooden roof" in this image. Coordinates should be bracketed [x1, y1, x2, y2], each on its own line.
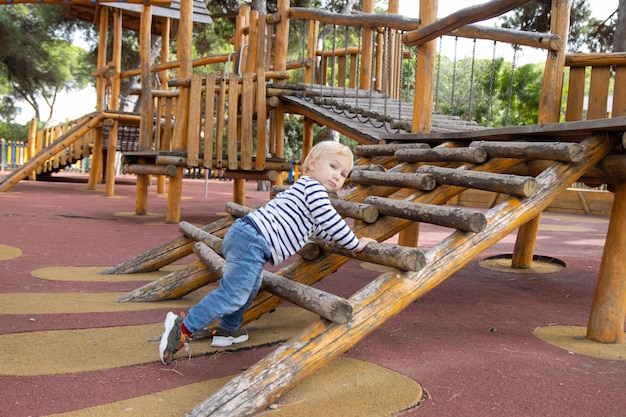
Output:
[64, 0, 212, 35]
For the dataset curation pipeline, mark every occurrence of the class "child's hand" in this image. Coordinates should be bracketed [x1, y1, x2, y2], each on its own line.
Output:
[354, 237, 376, 253]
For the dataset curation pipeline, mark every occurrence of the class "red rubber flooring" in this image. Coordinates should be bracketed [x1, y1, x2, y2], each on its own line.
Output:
[1, 171, 624, 417]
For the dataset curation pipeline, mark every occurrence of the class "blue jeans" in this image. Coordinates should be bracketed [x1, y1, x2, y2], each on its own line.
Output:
[183, 218, 271, 334]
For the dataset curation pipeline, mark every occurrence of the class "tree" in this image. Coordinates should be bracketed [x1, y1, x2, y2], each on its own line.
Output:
[498, 0, 617, 53]
[0, 5, 93, 124]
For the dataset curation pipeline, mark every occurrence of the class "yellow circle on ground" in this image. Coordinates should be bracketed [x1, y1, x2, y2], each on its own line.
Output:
[533, 325, 626, 360]
[479, 255, 565, 274]
[0, 244, 22, 261]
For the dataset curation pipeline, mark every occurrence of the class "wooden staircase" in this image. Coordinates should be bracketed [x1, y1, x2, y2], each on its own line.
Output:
[105, 121, 620, 416]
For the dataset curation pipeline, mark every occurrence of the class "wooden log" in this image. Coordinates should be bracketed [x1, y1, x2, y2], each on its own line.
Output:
[225, 201, 254, 218]
[350, 164, 386, 173]
[354, 143, 429, 157]
[178, 221, 223, 254]
[117, 260, 218, 302]
[418, 165, 538, 198]
[224, 170, 279, 181]
[102, 214, 235, 275]
[328, 199, 379, 223]
[123, 164, 177, 176]
[394, 147, 488, 163]
[153, 154, 292, 171]
[311, 238, 425, 272]
[193, 242, 353, 324]
[402, 0, 532, 46]
[469, 141, 584, 162]
[587, 181, 626, 343]
[364, 196, 487, 232]
[350, 170, 436, 191]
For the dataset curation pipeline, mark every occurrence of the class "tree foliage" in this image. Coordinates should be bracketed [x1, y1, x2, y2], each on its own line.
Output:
[498, 0, 616, 53]
[0, 5, 93, 125]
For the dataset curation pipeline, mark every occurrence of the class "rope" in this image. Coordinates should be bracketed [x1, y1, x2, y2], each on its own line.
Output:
[450, 36, 458, 116]
[486, 40, 497, 127]
[468, 38, 477, 122]
[504, 44, 518, 127]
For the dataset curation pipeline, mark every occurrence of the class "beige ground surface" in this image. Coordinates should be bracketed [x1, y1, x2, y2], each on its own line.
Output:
[44, 357, 423, 417]
[1, 245, 425, 415]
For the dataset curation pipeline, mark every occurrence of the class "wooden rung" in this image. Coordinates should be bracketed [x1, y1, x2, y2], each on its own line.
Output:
[354, 143, 430, 157]
[192, 242, 353, 324]
[394, 147, 488, 164]
[225, 201, 254, 218]
[123, 164, 177, 176]
[350, 164, 386, 173]
[468, 141, 584, 162]
[224, 170, 279, 181]
[178, 221, 223, 254]
[328, 198, 379, 223]
[418, 165, 538, 198]
[311, 238, 426, 272]
[350, 170, 436, 191]
[364, 196, 487, 232]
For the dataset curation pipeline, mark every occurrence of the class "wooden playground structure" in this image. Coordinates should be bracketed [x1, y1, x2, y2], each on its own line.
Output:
[1, 0, 626, 415]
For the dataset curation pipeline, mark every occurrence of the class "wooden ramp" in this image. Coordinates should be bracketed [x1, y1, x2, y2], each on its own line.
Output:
[281, 84, 488, 144]
[107, 120, 622, 416]
[0, 113, 104, 193]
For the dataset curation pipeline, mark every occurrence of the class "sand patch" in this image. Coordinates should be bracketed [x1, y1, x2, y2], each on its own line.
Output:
[479, 254, 565, 274]
[31, 265, 188, 282]
[114, 212, 164, 219]
[0, 244, 22, 261]
[533, 325, 626, 360]
[43, 358, 423, 417]
[0, 288, 217, 314]
[1, 308, 318, 376]
[538, 224, 593, 232]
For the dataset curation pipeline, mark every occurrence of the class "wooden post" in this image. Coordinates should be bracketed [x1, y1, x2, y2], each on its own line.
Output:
[105, 8, 124, 198]
[399, 0, 437, 248]
[157, 16, 171, 195]
[511, 0, 570, 268]
[272, 0, 290, 188]
[88, 7, 109, 191]
[359, 0, 374, 91]
[166, 0, 193, 223]
[587, 182, 626, 343]
[301, 20, 318, 164]
[587, 62, 626, 343]
[27, 118, 38, 181]
[133, 5, 154, 215]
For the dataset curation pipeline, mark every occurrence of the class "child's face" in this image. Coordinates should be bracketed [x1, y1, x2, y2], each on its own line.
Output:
[307, 153, 351, 192]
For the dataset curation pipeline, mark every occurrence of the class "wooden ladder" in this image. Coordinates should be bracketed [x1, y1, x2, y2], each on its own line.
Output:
[106, 127, 618, 416]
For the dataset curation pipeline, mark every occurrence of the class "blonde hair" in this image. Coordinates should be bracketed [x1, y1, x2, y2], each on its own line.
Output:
[301, 141, 354, 175]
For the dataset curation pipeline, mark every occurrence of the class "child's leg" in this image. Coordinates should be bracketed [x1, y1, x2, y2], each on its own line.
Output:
[218, 275, 263, 332]
[182, 219, 270, 334]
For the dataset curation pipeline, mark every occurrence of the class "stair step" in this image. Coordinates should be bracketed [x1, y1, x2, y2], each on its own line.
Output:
[364, 196, 487, 232]
[469, 141, 584, 162]
[394, 147, 488, 164]
[418, 165, 538, 198]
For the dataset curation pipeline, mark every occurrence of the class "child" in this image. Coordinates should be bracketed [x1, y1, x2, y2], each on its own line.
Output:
[159, 141, 375, 364]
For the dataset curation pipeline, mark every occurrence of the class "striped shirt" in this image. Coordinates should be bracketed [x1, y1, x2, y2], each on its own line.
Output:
[247, 175, 360, 265]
